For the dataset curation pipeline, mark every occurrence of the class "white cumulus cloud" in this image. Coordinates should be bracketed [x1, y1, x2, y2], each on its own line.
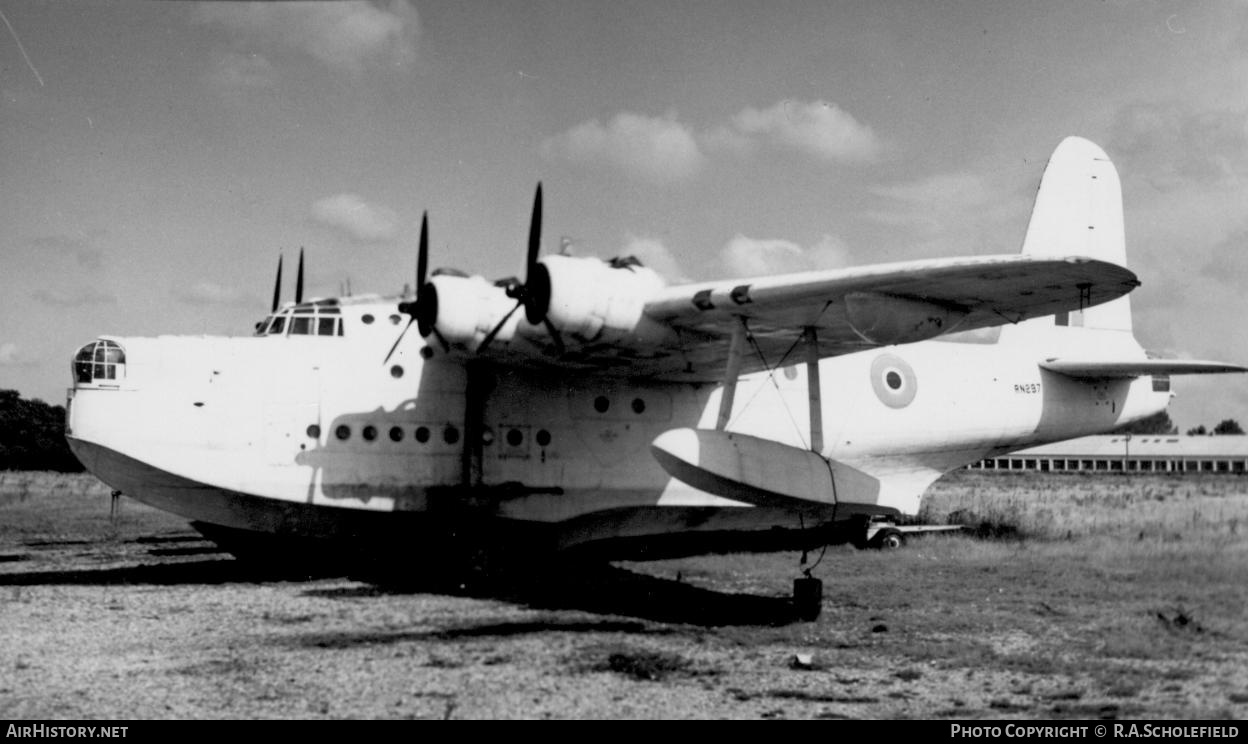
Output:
[194, 1, 420, 74]
[729, 100, 882, 163]
[718, 234, 853, 278]
[620, 237, 690, 283]
[866, 168, 1032, 257]
[309, 194, 399, 243]
[542, 112, 706, 183]
[544, 99, 880, 182]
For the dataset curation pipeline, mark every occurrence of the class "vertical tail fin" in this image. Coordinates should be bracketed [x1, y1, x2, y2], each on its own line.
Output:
[1002, 136, 1133, 343]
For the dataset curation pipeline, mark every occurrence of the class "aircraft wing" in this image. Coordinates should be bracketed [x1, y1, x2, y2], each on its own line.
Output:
[428, 253, 1138, 380]
[1040, 359, 1248, 379]
[632, 254, 1138, 380]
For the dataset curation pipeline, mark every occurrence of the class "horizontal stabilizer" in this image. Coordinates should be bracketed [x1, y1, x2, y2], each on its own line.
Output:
[1040, 359, 1248, 379]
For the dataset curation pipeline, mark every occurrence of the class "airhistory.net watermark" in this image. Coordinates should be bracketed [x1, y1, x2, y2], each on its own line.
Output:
[5, 725, 127, 739]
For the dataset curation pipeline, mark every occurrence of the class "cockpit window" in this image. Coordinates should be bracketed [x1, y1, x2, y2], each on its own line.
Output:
[256, 305, 343, 338]
[74, 340, 125, 385]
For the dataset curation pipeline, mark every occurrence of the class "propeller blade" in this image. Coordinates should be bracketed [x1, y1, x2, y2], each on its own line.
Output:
[383, 317, 415, 365]
[295, 248, 305, 305]
[522, 183, 552, 325]
[526, 183, 542, 278]
[417, 212, 429, 290]
[430, 326, 450, 353]
[477, 301, 521, 355]
[270, 254, 283, 313]
[542, 317, 566, 356]
[388, 213, 432, 364]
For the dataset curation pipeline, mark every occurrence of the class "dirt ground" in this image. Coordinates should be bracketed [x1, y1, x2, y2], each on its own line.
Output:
[2, 472, 1247, 720]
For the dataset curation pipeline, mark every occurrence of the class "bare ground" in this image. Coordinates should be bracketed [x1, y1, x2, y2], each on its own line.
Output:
[1, 472, 1247, 720]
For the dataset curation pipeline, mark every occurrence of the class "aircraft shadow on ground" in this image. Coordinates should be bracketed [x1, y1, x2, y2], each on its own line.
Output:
[0, 557, 333, 586]
[330, 563, 804, 628]
[0, 550, 802, 627]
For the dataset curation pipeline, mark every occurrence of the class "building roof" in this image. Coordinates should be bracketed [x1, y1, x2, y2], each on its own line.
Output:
[1011, 435, 1248, 458]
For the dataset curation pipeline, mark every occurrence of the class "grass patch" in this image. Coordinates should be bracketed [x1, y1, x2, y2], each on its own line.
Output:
[582, 643, 696, 682]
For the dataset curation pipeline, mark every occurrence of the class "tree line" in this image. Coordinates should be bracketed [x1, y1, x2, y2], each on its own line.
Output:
[0, 389, 84, 472]
[1112, 410, 1244, 436]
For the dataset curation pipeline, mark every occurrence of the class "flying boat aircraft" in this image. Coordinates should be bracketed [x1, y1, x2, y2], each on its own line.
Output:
[65, 137, 1244, 616]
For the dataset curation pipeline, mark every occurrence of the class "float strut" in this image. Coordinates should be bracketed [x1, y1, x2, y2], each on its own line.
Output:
[803, 326, 823, 454]
[715, 318, 748, 431]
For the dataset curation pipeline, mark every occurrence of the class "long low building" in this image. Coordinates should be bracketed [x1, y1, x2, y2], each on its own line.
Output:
[970, 435, 1248, 474]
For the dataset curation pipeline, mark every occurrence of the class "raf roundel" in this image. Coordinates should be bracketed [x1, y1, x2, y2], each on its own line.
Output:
[870, 353, 918, 409]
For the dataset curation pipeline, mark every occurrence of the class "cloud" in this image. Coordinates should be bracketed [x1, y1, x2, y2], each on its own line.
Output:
[541, 113, 706, 183]
[176, 281, 258, 307]
[32, 287, 116, 307]
[729, 100, 882, 163]
[865, 169, 1031, 256]
[193, 1, 420, 75]
[718, 234, 853, 278]
[867, 172, 998, 231]
[544, 100, 881, 183]
[205, 51, 278, 92]
[29, 234, 102, 268]
[0, 343, 35, 367]
[619, 237, 690, 284]
[309, 194, 399, 243]
[1110, 102, 1248, 191]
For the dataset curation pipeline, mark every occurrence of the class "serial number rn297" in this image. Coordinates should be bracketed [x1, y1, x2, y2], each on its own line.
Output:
[1013, 383, 1041, 394]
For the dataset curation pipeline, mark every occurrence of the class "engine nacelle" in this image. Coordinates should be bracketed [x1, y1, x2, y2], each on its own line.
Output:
[528, 255, 667, 343]
[419, 274, 519, 349]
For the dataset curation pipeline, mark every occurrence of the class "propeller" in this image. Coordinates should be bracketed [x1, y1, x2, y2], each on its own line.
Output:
[384, 213, 430, 364]
[295, 247, 305, 305]
[478, 183, 564, 354]
[270, 253, 283, 313]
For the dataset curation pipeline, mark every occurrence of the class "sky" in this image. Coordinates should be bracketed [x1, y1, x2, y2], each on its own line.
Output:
[1, 1, 1246, 430]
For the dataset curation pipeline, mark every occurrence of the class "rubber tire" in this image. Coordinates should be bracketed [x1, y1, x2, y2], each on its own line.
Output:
[874, 528, 905, 550]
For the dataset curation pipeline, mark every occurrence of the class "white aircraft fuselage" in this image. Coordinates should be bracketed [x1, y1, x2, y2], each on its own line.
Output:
[64, 301, 1167, 556]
